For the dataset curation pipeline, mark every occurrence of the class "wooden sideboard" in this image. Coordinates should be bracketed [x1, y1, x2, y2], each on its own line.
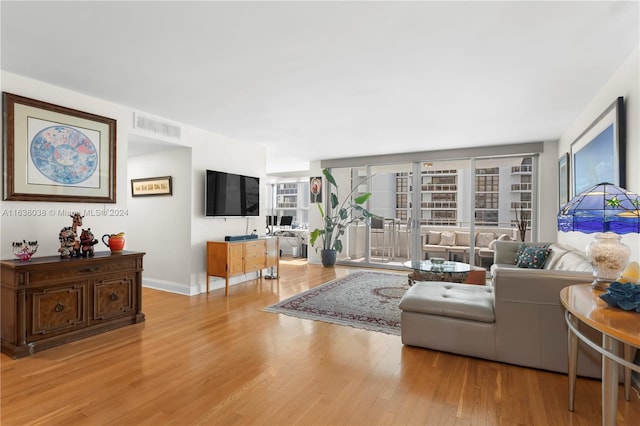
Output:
[1, 251, 145, 358]
[206, 238, 279, 296]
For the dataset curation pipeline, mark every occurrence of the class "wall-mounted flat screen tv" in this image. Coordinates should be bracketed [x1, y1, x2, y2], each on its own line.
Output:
[205, 170, 260, 217]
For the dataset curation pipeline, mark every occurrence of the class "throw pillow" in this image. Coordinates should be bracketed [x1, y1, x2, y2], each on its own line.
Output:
[514, 243, 528, 264]
[428, 231, 442, 245]
[476, 232, 495, 248]
[516, 246, 552, 269]
[455, 231, 470, 246]
[440, 231, 456, 246]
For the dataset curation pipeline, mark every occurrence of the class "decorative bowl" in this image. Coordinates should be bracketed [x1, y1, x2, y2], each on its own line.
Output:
[12, 240, 38, 262]
[431, 257, 445, 265]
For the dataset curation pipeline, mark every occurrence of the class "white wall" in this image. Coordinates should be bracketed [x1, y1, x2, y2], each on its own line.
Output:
[127, 147, 192, 294]
[188, 126, 267, 293]
[1, 71, 268, 296]
[557, 46, 640, 259]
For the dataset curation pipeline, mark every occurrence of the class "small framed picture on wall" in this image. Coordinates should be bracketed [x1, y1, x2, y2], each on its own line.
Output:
[310, 176, 322, 203]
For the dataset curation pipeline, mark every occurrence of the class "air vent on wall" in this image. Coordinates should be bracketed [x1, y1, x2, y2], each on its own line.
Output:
[133, 113, 181, 141]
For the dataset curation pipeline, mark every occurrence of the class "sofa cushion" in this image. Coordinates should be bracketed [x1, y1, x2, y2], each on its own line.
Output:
[543, 243, 572, 270]
[455, 231, 471, 246]
[476, 232, 495, 248]
[515, 246, 552, 269]
[440, 231, 456, 246]
[553, 251, 592, 272]
[428, 231, 442, 245]
[399, 282, 495, 323]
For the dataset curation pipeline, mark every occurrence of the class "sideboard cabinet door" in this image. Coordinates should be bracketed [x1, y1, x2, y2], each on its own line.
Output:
[91, 273, 136, 322]
[27, 283, 88, 341]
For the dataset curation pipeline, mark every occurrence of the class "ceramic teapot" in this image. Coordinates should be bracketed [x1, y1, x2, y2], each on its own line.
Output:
[102, 232, 125, 252]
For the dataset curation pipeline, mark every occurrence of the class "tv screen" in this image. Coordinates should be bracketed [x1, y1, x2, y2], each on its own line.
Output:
[205, 170, 260, 217]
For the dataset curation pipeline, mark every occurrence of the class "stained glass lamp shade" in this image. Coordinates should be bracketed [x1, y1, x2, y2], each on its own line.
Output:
[558, 183, 640, 233]
[558, 182, 640, 288]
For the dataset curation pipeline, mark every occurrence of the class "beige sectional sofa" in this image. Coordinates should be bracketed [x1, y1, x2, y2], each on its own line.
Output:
[400, 240, 604, 378]
[422, 227, 517, 264]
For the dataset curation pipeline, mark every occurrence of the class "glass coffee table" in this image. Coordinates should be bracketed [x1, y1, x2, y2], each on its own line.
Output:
[403, 259, 472, 285]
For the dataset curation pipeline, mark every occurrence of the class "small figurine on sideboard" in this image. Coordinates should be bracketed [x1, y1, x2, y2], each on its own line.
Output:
[80, 228, 99, 257]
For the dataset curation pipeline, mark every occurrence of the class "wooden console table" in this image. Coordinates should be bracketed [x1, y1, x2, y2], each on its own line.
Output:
[560, 284, 640, 426]
[206, 237, 279, 296]
[1, 251, 145, 358]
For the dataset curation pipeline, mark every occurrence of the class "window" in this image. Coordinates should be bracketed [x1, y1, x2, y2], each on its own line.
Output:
[476, 193, 499, 209]
[476, 175, 499, 192]
[475, 210, 498, 225]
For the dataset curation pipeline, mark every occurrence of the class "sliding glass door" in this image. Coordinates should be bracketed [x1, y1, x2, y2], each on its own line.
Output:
[324, 153, 538, 271]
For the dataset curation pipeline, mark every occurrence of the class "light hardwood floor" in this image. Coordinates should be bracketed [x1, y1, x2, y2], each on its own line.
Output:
[2, 259, 639, 425]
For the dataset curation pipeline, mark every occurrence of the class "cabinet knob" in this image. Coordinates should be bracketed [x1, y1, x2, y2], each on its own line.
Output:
[109, 293, 119, 301]
[54, 303, 65, 312]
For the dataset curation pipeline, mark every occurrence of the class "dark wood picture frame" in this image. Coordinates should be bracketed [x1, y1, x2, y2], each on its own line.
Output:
[570, 96, 625, 197]
[3, 92, 117, 203]
[131, 176, 172, 197]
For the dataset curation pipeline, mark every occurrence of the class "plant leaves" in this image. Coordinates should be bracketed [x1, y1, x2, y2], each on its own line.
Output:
[309, 229, 323, 246]
[323, 168, 337, 187]
[309, 168, 377, 252]
[330, 193, 339, 209]
[354, 193, 371, 204]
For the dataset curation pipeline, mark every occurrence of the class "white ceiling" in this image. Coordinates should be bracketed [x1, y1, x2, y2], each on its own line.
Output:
[2, 1, 638, 173]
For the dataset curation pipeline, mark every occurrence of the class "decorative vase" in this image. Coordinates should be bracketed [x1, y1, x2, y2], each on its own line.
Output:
[321, 249, 337, 267]
[586, 232, 630, 289]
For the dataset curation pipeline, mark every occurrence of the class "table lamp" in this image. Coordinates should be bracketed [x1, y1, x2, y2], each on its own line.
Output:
[557, 182, 640, 289]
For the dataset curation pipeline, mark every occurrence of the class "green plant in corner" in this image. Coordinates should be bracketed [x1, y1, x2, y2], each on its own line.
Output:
[309, 169, 374, 264]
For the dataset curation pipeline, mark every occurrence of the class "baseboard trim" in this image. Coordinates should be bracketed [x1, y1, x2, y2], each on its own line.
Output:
[143, 278, 195, 296]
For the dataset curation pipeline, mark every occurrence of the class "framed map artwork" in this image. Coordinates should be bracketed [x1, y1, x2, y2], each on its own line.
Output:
[3, 92, 116, 203]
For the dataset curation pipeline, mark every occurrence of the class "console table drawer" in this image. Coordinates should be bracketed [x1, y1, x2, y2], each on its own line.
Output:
[26, 257, 140, 286]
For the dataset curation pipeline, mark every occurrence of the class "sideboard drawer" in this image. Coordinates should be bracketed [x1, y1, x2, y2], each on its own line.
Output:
[244, 241, 264, 257]
[27, 257, 140, 286]
[245, 256, 266, 273]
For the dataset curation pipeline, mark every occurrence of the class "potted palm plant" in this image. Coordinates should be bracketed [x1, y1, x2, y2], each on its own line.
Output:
[309, 168, 373, 267]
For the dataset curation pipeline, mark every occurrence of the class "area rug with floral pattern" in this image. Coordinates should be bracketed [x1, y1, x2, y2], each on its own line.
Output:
[264, 270, 410, 335]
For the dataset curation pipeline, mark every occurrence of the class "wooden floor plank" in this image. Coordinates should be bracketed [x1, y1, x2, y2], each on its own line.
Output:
[2, 260, 639, 425]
